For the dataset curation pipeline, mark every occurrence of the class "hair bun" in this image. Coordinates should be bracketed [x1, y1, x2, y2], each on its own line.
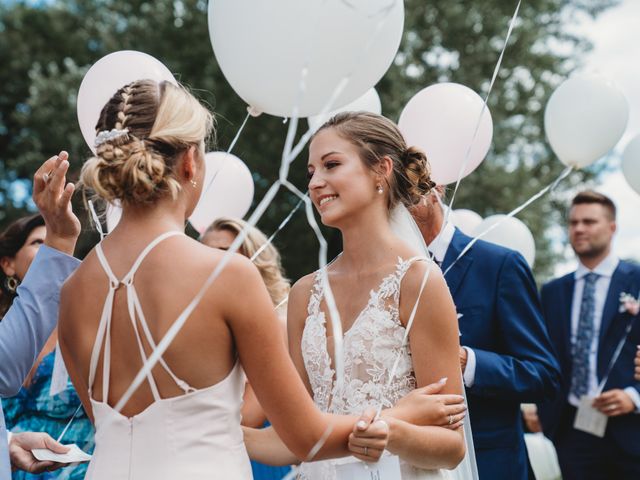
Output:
[400, 146, 436, 206]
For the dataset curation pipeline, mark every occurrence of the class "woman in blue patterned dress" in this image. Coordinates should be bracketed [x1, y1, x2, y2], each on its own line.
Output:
[1, 214, 94, 479]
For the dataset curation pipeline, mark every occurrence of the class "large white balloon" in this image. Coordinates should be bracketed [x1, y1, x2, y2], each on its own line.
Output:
[622, 134, 640, 195]
[77, 50, 176, 153]
[208, 0, 403, 118]
[307, 88, 382, 131]
[398, 83, 493, 185]
[544, 74, 629, 168]
[473, 215, 536, 267]
[450, 209, 483, 236]
[189, 152, 255, 234]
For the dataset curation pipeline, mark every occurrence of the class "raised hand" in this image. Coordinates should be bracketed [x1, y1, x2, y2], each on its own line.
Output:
[348, 408, 389, 462]
[9, 432, 69, 473]
[32, 151, 81, 255]
[387, 378, 466, 430]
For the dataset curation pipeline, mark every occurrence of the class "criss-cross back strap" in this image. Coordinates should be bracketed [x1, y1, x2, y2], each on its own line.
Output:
[88, 230, 194, 402]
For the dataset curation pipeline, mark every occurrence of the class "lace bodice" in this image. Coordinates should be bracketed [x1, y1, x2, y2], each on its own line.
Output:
[301, 256, 428, 415]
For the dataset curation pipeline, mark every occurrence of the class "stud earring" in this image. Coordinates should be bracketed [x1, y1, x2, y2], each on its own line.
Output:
[190, 180, 198, 188]
[376, 184, 384, 194]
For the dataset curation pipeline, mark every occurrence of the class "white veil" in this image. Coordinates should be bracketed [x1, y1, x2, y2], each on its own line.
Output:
[389, 204, 479, 480]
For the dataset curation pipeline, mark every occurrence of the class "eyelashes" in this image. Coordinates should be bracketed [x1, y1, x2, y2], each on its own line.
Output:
[307, 162, 340, 180]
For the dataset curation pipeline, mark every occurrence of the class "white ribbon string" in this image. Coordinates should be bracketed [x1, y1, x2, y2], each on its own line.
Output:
[443, 0, 522, 226]
[443, 165, 573, 276]
[203, 111, 251, 195]
[250, 197, 304, 262]
[87, 200, 105, 241]
[596, 289, 640, 395]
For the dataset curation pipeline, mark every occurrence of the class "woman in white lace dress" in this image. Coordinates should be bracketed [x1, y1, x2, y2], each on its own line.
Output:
[245, 112, 467, 478]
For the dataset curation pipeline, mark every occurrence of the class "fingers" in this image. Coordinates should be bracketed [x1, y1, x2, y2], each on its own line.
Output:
[47, 154, 70, 202]
[443, 412, 467, 429]
[419, 377, 447, 395]
[33, 154, 63, 197]
[42, 435, 70, 454]
[355, 407, 378, 433]
[349, 420, 389, 462]
[59, 182, 76, 212]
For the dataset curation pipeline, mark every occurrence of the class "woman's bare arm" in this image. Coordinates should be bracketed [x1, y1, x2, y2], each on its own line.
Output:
[382, 262, 466, 470]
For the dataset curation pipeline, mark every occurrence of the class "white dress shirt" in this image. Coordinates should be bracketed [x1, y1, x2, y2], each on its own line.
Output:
[569, 253, 640, 411]
[428, 223, 477, 386]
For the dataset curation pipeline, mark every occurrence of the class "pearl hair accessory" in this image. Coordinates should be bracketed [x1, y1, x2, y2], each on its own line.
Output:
[94, 128, 130, 148]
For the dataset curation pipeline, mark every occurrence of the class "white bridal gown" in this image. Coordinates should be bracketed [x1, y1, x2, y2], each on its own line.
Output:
[297, 256, 451, 479]
[84, 231, 252, 479]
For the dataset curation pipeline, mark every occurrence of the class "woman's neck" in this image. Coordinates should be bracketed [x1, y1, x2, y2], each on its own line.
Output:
[337, 208, 399, 272]
[114, 198, 188, 236]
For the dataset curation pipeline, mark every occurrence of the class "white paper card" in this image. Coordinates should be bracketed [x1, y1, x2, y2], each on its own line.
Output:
[32, 444, 92, 464]
[335, 455, 402, 480]
[574, 395, 608, 438]
[49, 346, 69, 397]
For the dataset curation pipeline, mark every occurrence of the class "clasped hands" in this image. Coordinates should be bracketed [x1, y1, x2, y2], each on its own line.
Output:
[347, 379, 466, 462]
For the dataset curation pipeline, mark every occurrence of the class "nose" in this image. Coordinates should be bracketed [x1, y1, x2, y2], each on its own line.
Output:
[308, 171, 326, 190]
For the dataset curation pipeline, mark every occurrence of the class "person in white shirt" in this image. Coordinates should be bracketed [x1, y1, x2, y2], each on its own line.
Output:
[538, 190, 640, 480]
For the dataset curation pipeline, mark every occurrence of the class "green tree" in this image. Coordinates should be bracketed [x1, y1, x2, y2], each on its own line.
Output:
[0, 0, 618, 282]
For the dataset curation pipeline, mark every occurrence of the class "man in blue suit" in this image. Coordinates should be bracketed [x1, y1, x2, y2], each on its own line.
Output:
[412, 192, 560, 480]
[538, 191, 640, 479]
[0, 153, 81, 476]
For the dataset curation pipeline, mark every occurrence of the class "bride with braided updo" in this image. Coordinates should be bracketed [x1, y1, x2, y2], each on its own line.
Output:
[243, 112, 469, 479]
[57, 80, 451, 479]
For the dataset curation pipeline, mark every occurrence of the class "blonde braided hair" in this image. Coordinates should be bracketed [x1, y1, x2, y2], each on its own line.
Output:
[81, 79, 213, 206]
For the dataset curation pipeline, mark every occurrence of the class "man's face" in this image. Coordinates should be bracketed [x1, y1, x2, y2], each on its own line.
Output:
[568, 203, 616, 259]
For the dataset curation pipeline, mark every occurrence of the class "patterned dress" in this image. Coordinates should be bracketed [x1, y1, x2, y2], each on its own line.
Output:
[2, 350, 94, 480]
[298, 257, 450, 479]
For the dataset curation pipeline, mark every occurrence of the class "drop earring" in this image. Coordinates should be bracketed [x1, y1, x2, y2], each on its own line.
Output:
[376, 184, 384, 194]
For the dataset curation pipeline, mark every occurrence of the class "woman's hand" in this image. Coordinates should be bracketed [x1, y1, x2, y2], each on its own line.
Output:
[348, 408, 389, 462]
[635, 346, 640, 381]
[385, 379, 466, 430]
[33, 151, 80, 255]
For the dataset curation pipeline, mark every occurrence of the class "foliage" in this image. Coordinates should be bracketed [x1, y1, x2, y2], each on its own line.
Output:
[0, 0, 619, 282]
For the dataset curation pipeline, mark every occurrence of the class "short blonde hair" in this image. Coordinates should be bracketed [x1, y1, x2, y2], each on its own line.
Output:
[80, 79, 214, 205]
[203, 217, 290, 306]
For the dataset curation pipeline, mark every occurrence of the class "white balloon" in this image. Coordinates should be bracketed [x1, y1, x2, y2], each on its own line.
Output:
[473, 215, 536, 267]
[544, 73, 629, 168]
[622, 134, 640, 195]
[208, 0, 403, 118]
[77, 50, 176, 153]
[450, 209, 483, 236]
[189, 152, 255, 234]
[307, 88, 382, 131]
[398, 83, 493, 185]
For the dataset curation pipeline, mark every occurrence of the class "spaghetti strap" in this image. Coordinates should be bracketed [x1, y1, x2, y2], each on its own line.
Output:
[88, 230, 195, 403]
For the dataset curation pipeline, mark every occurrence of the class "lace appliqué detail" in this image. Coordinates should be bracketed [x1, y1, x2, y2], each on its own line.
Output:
[301, 257, 426, 416]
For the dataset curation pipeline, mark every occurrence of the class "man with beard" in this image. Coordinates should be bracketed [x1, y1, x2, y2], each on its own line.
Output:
[538, 190, 640, 479]
[411, 189, 560, 480]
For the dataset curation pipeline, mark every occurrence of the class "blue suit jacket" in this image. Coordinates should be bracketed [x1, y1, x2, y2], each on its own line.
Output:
[538, 260, 640, 457]
[442, 229, 560, 480]
[0, 246, 80, 478]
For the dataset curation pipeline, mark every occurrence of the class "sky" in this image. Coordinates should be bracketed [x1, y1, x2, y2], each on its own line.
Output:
[552, 0, 640, 275]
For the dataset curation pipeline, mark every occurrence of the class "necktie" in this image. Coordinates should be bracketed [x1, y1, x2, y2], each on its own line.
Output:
[570, 272, 599, 399]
